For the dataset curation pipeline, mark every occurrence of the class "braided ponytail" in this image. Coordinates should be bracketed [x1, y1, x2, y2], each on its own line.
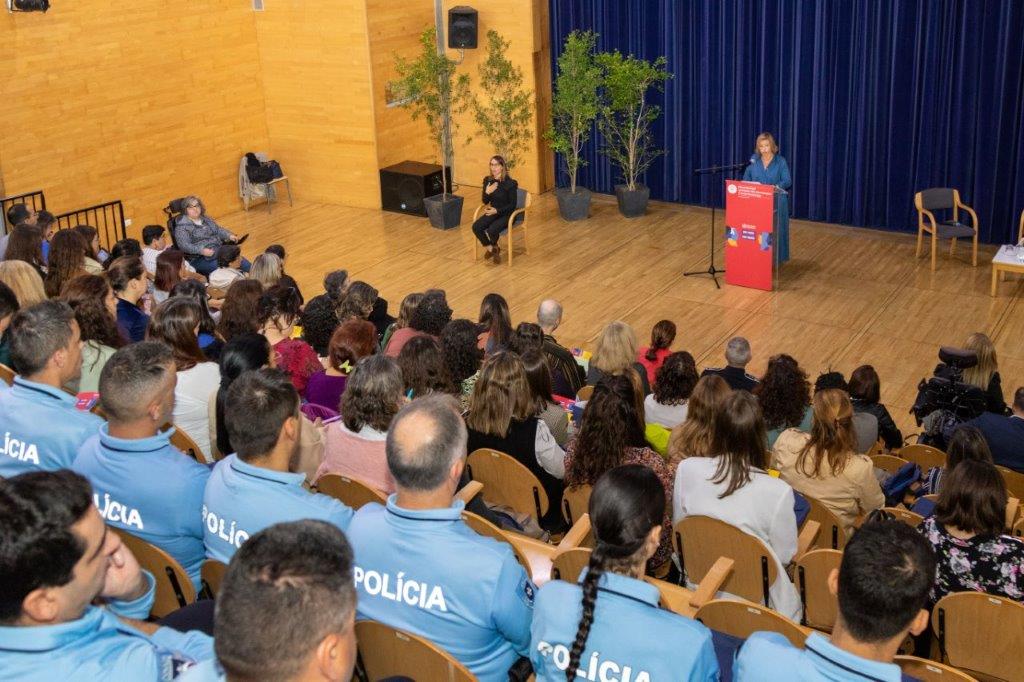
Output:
[566, 549, 605, 681]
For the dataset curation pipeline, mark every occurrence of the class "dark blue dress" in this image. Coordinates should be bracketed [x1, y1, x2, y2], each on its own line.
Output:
[743, 155, 792, 263]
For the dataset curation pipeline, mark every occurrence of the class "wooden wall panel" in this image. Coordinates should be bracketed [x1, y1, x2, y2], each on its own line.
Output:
[0, 2, 270, 234]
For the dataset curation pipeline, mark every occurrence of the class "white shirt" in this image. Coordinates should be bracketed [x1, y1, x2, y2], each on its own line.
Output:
[535, 420, 565, 479]
[673, 456, 801, 621]
[644, 395, 688, 428]
[208, 267, 244, 290]
[143, 246, 197, 275]
[172, 362, 220, 461]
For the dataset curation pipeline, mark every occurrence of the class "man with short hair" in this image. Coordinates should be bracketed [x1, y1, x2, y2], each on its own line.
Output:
[0, 301, 103, 477]
[181, 520, 359, 682]
[967, 386, 1024, 472]
[0, 470, 214, 679]
[73, 342, 210, 592]
[537, 298, 585, 398]
[701, 336, 760, 392]
[201, 368, 353, 563]
[0, 204, 38, 260]
[735, 520, 936, 681]
[347, 394, 535, 679]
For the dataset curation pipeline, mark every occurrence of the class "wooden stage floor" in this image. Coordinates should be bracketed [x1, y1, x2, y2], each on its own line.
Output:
[222, 191, 1024, 436]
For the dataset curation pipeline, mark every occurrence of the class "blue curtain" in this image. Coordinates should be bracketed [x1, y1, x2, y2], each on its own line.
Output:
[549, 1, 1024, 243]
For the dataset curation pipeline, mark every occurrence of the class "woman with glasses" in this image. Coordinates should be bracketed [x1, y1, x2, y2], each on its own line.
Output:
[173, 195, 250, 276]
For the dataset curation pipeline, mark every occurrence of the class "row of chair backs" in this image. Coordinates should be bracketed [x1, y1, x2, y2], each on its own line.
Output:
[466, 448, 549, 521]
[673, 516, 777, 607]
[357, 620, 475, 682]
[695, 599, 809, 649]
[899, 444, 947, 471]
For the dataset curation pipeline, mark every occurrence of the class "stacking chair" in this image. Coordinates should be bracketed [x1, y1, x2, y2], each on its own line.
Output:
[803, 495, 847, 550]
[460, 510, 532, 573]
[167, 425, 205, 463]
[113, 528, 195, 618]
[560, 484, 592, 525]
[996, 465, 1024, 501]
[241, 152, 293, 213]
[315, 474, 387, 510]
[472, 188, 531, 265]
[871, 454, 911, 476]
[466, 448, 548, 523]
[795, 548, 843, 632]
[575, 385, 594, 402]
[914, 188, 979, 272]
[899, 443, 947, 471]
[549, 515, 594, 582]
[695, 599, 811, 649]
[893, 656, 978, 682]
[882, 506, 925, 528]
[355, 621, 474, 682]
[200, 559, 227, 600]
[932, 591, 1024, 681]
[0, 362, 13, 385]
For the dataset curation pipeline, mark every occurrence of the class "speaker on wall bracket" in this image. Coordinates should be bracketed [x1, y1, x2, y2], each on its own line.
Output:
[448, 6, 478, 49]
[380, 162, 451, 217]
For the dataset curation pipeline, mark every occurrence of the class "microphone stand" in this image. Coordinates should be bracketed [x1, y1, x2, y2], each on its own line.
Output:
[684, 161, 750, 288]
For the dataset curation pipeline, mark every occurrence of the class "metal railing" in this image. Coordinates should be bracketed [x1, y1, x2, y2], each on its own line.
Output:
[1, 190, 47, 234]
[55, 200, 127, 251]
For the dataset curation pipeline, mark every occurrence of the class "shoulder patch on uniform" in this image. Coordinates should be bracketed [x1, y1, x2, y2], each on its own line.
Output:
[521, 578, 536, 606]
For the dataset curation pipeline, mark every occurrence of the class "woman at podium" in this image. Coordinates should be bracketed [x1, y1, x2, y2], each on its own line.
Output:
[744, 132, 792, 264]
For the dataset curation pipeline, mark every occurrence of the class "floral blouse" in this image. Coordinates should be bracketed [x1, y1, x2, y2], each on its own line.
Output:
[919, 516, 1024, 603]
[273, 338, 323, 395]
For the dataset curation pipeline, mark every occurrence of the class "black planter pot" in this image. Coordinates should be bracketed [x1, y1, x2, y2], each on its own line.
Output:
[614, 184, 650, 218]
[555, 187, 592, 221]
[424, 193, 464, 230]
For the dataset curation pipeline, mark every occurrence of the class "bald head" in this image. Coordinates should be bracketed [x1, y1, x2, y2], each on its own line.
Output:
[537, 299, 563, 332]
[386, 395, 467, 492]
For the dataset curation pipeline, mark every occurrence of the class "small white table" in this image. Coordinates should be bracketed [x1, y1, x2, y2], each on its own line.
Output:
[991, 244, 1024, 296]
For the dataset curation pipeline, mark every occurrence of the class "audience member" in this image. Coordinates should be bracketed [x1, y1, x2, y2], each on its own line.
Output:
[735, 521, 936, 680]
[216, 278, 263, 343]
[587, 321, 651, 396]
[60, 274, 124, 393]
[301, 269, 350, 353]
[0, 260, 47, 308]
[398, 335, 456, 399]
[939, 332, 1007, 415]
[521, 348, 570, 447]
[814, 370, 879, 454]
[213, 333, 272, 458]
[849, 364, 903, 450]
[509, 321, 545, 355]
[249, 252, 283, 290]
[72, 342, 210, 591]
[42, 229, 88, 298]
[0, 301, 103, 477]
[259, 284, 321, 394]
[440, 317, 484, 409]
[148, 297, 221, 461]
[346, 395, 535, 679]
[208, 244, 245, 290]
[5, 202, 37, 230]
[478, 292, 513, 355]
[305, 319, 376, 411]
[336, 281, 377, 324]
[380, 291, 423, 354]
[0, 282, 17, 367]
[154, 248, 187, 305]
[771, 388, 884, 533]
[467, 351, 565, 530]
[674, 391, 801, 619]
[565, 375, 672, 571]
[36, 211, 57, 265]
[3, 224, 46, 278]
[0, 470, 214, 678]
[532, 465, 718, 680]
[645, 350, 698, 429]
[637, 319, 676, 386]
[318, 355, 404, 493]
[756, 353, 812, 447]
[74, 225, 105, 273]
[264, 244, 304, 302]
[384, 289, 452, 357]
[108, 256, 150, 343]
[917, 425, 993, 501]
[202, 368, 353, 563]
[173, 195, 247, 276]
[667, 373, 731, 462]
[106, 237, 145, 268]
[537, 298, 586, 398]
[702, 336, 760, 392]
[967, 386, 1024, 472]
[169, 279, 223, 360]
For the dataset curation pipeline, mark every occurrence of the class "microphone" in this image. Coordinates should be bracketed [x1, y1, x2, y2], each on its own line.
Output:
[749, 154, 757, 165]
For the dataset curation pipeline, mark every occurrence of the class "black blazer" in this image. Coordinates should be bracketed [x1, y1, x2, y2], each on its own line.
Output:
[852, 398, 903, 450]
[481, 176, 518, 217]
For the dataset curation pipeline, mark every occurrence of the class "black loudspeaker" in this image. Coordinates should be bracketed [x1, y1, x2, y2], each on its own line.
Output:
[448, 6, 478, 49]
[379, 161, 450, 217]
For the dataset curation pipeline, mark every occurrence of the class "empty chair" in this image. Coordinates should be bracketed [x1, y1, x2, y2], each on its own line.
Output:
[900, 443, 947, 471]
[560, 484, 592, 525]
[466, 448, 549, 523]
[315, 474, 387, 510]
[113, 528, 195, 618]
[795, 549, 843, 632]
[932, 591, 1024, 681]
[914, 188, 979, 272]
[695, 599, 810, 649]
[355, 621, 475, 682]
[803, 494, 847, 551]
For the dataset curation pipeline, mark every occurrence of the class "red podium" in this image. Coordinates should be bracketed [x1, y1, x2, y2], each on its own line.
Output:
[724, 180, 776, 291]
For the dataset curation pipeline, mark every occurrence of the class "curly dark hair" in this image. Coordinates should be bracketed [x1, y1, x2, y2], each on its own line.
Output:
[341, 355, 404, 433]
[754, 353, 811, 430]
[440, 318, 483, 384]
[59, 275, 125, 349]
[566, 375, 647, 487]
[217, 279, 264, 343]
[409, 290, 452, 336]
[509, 322, 544, 355]
[653, 351, 698, 405]
[300, 293, 340, 356]
[397, 335, 455, 398]
[259, 284, 303, 329]
[336, 281, 378, 322]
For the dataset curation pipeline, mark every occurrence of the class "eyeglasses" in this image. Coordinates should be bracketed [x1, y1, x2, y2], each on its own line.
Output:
[186, 203, 200, 209]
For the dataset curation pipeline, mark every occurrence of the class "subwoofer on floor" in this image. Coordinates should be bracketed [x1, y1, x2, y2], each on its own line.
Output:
[379, 161, 450, 217]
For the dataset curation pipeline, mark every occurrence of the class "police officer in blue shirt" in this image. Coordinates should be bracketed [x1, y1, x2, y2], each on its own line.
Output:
[735, 520, 937, 681]
[0, 470, 214, 680]
[531, 464, 719, 681]
[202, 368, 353, 563]
[73, 342, 210, 592]
[0, 301, 103, 477]
[346, 395, 535, 681]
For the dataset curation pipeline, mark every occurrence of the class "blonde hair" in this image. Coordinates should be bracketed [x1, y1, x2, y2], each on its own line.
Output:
[466, 351, 533, 438]
[396, 292, 424, 329]
[591, 321, 638, 376]
[796, 389, 857, 478]
[668, 374, 731, 462]
[754, 132, 779, 155]
[962, 332, 997, 391]
[0, 260, 47, 307]
[250, 253, 283, 289]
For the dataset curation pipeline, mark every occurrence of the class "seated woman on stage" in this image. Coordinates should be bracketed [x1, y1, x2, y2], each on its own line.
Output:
[173, 195, 249, 276]
[743, 132, 792, 264]
[472, 155, 518, 262]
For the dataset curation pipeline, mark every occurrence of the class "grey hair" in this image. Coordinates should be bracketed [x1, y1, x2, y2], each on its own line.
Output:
[537, 299, 563, 329]
[182, 195, 206, 216]
[323, 270, 350, 303]
[725, 336, 752, 367]
[386, 394, 467, 492]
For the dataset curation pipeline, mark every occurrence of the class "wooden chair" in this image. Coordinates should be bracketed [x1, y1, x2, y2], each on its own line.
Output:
[695, 599, 811, 649]
[355, 620, 474, 682]
[899, 443, 947, 471]
[882, 506, 925, 528]
[865, 438, 888, 456]
[932, 591, 1024, 681]
[1006, 496, 1020, 531]
[550, 547, 591, 583]
[795, 548, 843, 632]
[649, 556, 735, 619]
[472, 188, 531, 266]
[315, 474, 387, 510]
[167, 424, 205, 463]
[560, 484, 592, 525]
[893, 656, 978, 682]
[113, 528, 195, 617]
[914, 188, 979, 272]
[461, 510, 533, 573]
[466, 448, 548, 523]
[871, 453, 911, 475]
[0, 362, 13, 385]
[200, 558, 227, 600]
[803, 494, 847, 550]
[1014, 515, 1024, 538]
[996, 465, 1024, 501]
[575, 385, 594, 402]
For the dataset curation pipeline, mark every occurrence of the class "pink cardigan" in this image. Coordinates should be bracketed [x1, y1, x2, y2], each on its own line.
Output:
[316, 421, 395, 494]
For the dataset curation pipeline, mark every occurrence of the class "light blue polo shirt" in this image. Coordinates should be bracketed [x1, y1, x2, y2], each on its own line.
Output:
[346, 496, 535, 682]
[531, 570, 719, 681]
[201, 454, 353, 563]
[0, 570, 214, 680]
[735, 631, 905, 681]
[72, 425, 210, 592]
[0, 376, 103, 477]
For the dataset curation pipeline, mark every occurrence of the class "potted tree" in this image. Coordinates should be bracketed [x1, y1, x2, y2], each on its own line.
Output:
[545, 30, 602, 221]
[596, 51, 671, 218]
[390, 27, 471, 229]
[472, 30, 532, 173]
